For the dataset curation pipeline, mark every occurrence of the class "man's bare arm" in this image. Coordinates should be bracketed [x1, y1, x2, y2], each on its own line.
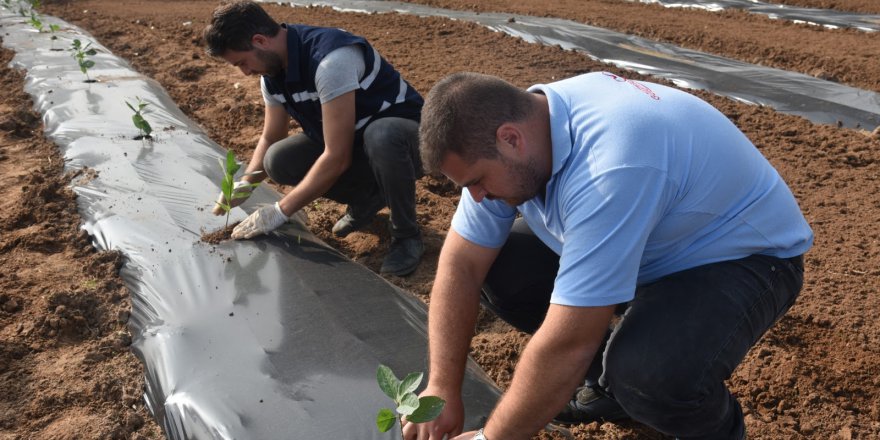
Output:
[483, 303, 616, 440]
[276, 91, 355, 216]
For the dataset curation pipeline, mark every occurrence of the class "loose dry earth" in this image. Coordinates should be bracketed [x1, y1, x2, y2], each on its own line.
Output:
[2, 0, 879, 439]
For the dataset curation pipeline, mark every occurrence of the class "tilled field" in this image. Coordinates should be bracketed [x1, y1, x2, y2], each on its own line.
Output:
[1, 0, 878, 438]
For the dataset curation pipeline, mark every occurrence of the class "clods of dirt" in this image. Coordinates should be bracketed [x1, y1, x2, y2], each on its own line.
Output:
[200, 222, 239, 244]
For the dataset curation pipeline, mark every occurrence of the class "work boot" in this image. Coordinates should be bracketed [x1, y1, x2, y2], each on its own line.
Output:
[332, 195, 385, 237]
[553, 384, 629, 425]
[380, 235, 424, 276]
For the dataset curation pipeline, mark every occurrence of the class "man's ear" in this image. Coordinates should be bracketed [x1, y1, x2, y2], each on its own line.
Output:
[496, 123, 521, 152]
[251, 33, 270, 49]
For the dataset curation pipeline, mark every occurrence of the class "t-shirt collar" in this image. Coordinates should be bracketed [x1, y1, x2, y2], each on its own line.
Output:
[527, 84, 572, 178]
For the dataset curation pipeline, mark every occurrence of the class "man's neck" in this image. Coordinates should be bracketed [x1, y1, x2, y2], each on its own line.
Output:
[277, 27, 289, 69]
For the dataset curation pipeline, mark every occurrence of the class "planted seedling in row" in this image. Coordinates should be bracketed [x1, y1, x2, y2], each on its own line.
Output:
[125, 97, 153, 141]
[376, 364, 445, 437]
[215, 150, 261, 228]
[27, 10, 61, 49]
[27, 10, 42, 30]
[16, 0, 39, 16]
[69, 39, 97, 83]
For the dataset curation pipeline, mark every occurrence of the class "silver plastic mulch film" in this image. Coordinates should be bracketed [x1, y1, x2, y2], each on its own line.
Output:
[0, 4, 500, 439]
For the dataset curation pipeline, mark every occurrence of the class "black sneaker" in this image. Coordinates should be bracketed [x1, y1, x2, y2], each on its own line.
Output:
[331, 195, 385, 237]
[553, 384, 630, 425]
[380, 235, 424, 276]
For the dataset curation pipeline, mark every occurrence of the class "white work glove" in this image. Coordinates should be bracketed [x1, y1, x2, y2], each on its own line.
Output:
[231, 202, 289, 239]
[212, 180, 256, 216]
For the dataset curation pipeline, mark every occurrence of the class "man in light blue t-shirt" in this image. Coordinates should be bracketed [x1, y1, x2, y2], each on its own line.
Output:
[405, 72, 812, 440]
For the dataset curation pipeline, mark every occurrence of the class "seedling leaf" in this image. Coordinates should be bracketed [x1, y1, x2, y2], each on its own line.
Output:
[377, 364, 400, 400]
[126, 97, 153, 137]
[396, 392, 419, 416]
[407, 396, 446, 423]
[231, 182, 259, 199]
[375, 364, 445, 434]
[398, 372, 423, 400]
[132, 114, 152, 135]
[214, 151, 260, 227]
[376, 408, 396, 433]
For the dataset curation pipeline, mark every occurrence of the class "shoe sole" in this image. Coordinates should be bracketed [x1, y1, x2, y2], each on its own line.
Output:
[380, 262, 419, 277]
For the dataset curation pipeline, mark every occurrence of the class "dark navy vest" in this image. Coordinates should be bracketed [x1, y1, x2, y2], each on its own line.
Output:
[261, 24, 423, 144]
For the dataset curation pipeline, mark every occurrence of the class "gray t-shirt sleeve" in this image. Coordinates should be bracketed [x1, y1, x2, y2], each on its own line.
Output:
[261, 77, 282, 107]
[260, 44, 365, 106]
[260, 76, 284, 107]
[315, 44, 366, 103]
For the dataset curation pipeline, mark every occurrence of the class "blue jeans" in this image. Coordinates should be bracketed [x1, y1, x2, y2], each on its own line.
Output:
[263, 117, 422, 237]
[481, 219, 804, 439]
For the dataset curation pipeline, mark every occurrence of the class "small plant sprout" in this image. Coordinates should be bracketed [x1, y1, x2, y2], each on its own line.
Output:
[28, 10, 62, 49]
[125, 97, 153, 140]
[216, 150, 260, 227]
[17, 0, 39, 17]
[69, 39, 97, 82]
[27, 10, 43, 31]
[376, 364, 445, 436]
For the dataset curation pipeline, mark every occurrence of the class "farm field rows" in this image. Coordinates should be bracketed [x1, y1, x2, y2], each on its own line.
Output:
[1, 0, 878, 438]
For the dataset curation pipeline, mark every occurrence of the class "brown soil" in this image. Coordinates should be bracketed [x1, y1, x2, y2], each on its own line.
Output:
[404, 0, 880, 94]
[2, 0, 878, 438]
[200, 222, 238, 244]
[771, 0, 880, 14]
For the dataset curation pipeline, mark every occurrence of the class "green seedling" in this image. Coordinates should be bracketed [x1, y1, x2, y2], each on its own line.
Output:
[125, 97, 153, 140]
[17, 0, 38, 16]
[48, 23, 61, 50]
[27, 10, 61, 48]
[216, 150, 261, 227]
[376, 364, 445, 436]
[27, 10, 43, 31]
[69, 39, 97, 82]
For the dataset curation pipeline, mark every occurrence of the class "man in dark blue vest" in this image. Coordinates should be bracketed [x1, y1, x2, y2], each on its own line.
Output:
[204, 0, 424, 276]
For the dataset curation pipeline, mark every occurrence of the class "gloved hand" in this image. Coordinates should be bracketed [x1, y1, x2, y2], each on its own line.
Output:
[211, 180, 256, 216]
[231, 202, 289, 239]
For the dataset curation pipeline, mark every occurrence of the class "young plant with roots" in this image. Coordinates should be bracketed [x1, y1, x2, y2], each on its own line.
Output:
[215, 151, 261, 228]
[126, 97, 153, 140]
[376, 364, 445, 436]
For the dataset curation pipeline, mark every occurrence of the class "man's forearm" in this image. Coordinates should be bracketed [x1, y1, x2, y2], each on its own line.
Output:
[427, 264, 481, 392]
[482, 305, 615, 440]
[427, 232, 497, 394]
[242, 137, 272, 183]
[483, 330, 593, 439]
[276, 150, 348, 217]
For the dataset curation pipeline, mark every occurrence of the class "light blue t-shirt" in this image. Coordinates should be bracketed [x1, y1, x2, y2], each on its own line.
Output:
[452, 72, 813, 307]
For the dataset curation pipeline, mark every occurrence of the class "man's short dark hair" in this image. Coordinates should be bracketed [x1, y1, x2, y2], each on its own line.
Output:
[203, 1, 281, 56]
[419, 72, 535, 175]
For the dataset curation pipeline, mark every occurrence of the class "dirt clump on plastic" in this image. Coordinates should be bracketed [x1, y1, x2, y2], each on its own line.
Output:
[2, 0, 878, 438]
[200, 222, 239, 244]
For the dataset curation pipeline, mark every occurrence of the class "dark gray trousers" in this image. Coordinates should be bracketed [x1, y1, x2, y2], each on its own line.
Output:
[481, 219, 804, 439]
[263, 117, 422, 237]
